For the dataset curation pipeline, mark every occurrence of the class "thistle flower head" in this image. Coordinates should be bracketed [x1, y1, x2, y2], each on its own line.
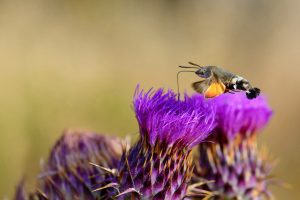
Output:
[192, 93, 274, 200]
[117, 87, 216, 200]
[212, 92, 272, 140]
[134, 87, 216, 149]
[48, 130, 122, 170]
[15, 130, 123, 200]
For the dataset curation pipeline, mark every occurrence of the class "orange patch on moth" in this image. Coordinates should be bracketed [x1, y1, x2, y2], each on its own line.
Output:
[204, 82, 226, 98]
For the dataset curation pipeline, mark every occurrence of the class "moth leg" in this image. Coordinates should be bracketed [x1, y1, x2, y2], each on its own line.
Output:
[227, 91, 235, 94]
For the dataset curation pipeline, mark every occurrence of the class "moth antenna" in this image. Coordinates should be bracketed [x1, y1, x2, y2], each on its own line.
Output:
[188, 62, 202, 68]
[177, 70, 196, 100]
[178, 66, 200, 70]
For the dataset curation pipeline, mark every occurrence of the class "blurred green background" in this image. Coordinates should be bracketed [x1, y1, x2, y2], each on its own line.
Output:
[0, 0, 299, 199]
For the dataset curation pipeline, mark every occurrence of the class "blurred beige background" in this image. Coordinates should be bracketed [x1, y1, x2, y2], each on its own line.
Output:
[0, 0, 299, 199]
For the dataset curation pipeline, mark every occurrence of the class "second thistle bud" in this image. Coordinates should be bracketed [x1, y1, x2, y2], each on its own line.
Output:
[192, 93, 273, 200]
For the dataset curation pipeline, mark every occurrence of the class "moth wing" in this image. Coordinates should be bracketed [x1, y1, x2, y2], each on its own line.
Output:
[192, 78, 226, 98]
[192, 80, 210, 94]
[204, 80, 226, 98]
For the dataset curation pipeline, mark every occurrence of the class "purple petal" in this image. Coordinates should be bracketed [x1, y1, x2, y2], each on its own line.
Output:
[133, 86, 216, 149]
[211, 92, 273, 139]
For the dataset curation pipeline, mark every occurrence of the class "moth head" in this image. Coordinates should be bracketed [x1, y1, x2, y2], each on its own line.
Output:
[195, 67, 212, 78]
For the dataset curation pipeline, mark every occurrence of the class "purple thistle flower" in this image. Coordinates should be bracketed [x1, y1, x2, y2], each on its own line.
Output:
[134, 87, 216, 148]
[116, 87, 216, 200]
[192, 93, 274, 200]
[212, 92, 272, 140]
[14, 130, 124, 200]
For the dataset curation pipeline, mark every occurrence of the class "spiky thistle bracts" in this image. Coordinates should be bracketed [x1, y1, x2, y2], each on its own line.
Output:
[15, 130, 124, 200]
[116, 87, 216, 199]
[194, 136, 274, 200]
[193, 93, 274, 200]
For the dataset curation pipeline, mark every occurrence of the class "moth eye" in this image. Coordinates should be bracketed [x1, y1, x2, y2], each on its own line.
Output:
[195, 68, 211, 78]
[196, 69, 205, 76]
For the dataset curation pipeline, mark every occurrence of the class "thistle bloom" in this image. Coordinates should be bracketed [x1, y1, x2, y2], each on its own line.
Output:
[115, 87, 216, 199]
[193, 93, 273, 200]
[15, 130, 123, 200]
[213, 92, 272, 140]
